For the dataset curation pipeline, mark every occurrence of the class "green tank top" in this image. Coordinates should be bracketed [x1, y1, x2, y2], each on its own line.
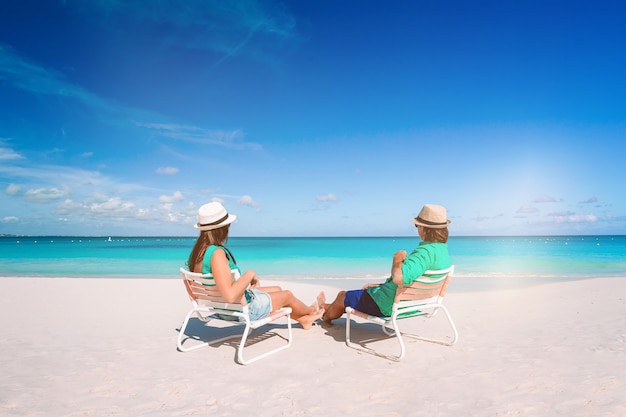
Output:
[202, 245, 241, 276]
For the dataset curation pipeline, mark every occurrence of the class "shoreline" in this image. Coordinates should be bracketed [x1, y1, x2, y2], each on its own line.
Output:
[1, 275, 625, 416]
[0, 273, 623, 293]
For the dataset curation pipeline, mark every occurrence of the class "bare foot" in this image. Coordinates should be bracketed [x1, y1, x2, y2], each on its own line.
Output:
[299, 308, 325, 330]
[317, 292, 326, 309]
[310, 292, 327, 313]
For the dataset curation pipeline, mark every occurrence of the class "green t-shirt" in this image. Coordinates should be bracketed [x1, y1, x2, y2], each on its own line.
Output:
[367, 241, 451, 317]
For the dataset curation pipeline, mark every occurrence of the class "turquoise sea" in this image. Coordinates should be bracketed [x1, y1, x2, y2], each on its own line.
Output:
[1, 235, 625, 291]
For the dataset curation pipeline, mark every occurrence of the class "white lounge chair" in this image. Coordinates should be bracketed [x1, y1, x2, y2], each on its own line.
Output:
[177, 267, 293, 365]
[345, 265, 457, 361]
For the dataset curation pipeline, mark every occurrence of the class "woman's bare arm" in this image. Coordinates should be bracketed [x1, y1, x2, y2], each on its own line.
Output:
[211, 248, 257, 303]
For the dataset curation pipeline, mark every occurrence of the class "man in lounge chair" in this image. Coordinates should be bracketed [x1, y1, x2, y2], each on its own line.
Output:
[321, 204, 452, 323]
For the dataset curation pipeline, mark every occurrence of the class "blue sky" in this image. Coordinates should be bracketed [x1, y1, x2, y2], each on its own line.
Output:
[1, 1, 625, 237]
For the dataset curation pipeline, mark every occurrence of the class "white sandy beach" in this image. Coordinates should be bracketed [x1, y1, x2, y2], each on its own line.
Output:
[1, 276, 625, 417]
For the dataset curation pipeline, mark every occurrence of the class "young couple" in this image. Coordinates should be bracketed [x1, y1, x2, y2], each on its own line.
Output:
[187, 202, 451, 329]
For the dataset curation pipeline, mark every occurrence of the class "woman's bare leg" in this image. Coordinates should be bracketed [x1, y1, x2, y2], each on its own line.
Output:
[256, 285, 282, 293]
[268, 290, 325, 329]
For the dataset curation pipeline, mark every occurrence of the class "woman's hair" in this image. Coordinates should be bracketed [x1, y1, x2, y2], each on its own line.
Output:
[422, 226, 449, 243]
[187, 225, 230, 272]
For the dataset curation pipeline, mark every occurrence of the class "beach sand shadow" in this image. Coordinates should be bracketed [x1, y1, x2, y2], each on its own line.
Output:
[319, 315, 455, 360]
[176, 317, 292, 358]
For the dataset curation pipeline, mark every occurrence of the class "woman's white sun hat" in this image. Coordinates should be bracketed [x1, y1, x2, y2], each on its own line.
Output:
[194, 202, 237, 231]
[411, 204, 451, 229]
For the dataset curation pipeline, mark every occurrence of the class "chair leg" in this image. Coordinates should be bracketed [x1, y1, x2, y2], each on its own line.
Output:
[390, 314, 406, 361]
[345, 308, 365, 351]
[345, 306, 458, 360]
[177, 310, 210, 352]
[440, 305, 459, 345]
[237, 314, 293, 365]
[177, 309, 240, 352]
[345, 309, 404, 361]
[400, 306, 459, 346]
[345, 309, 355, 348]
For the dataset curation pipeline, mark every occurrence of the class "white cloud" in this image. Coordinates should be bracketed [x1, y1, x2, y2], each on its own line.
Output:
[5, 183, 22, 196]
[471, 213, 503, 222]
[57, 195, 140, 220]
[516, 205, 539, 214]
[137, 122, 262, 151]
[0, 146, 23, 160]
[82, 152, 94, 157]
[553, 214, 598, 224]
[24, 185, 71, 203]
[156, 166, 179, 175]
[317, 193, 338, 203]
[159, 191, 184, 203]
[533, 195, 561, 203]
[52, 192, 198, 226]
[548, 211, 575, 217]
[238, 195, 260, 208]
[0, 162, 151, 204]
[2, 216, 19, 223]
[579, 197, 598, 204]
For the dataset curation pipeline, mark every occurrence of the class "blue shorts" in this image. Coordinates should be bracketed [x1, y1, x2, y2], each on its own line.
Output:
[343, 289, 383, 317]
[244, 289, 272, 321]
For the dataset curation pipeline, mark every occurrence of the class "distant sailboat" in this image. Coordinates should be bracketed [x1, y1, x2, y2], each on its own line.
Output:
[107, 237, 112, 242]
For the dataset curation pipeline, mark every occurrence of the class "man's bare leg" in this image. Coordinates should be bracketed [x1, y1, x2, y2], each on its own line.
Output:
[321, 290, 347, 324]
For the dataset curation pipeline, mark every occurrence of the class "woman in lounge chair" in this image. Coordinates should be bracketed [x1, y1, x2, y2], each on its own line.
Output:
[321, 204, 452, 323]
[188, 202, 324, 329]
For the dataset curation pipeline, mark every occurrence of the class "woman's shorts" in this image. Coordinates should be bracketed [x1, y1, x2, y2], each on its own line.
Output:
[343, 289, 383, 316]
[244, 289, 273, 321]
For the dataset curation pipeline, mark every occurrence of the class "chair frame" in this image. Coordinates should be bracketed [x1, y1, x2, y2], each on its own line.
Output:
[345, 265, 457, 361]
[177, 267, 293, 365]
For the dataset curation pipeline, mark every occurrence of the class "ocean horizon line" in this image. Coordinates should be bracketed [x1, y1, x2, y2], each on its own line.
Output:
[2, 234, 625, 238]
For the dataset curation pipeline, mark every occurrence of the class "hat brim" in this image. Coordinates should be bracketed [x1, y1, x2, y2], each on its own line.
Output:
[194, 214, 237, 231]
[411, 217, 451, 229]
